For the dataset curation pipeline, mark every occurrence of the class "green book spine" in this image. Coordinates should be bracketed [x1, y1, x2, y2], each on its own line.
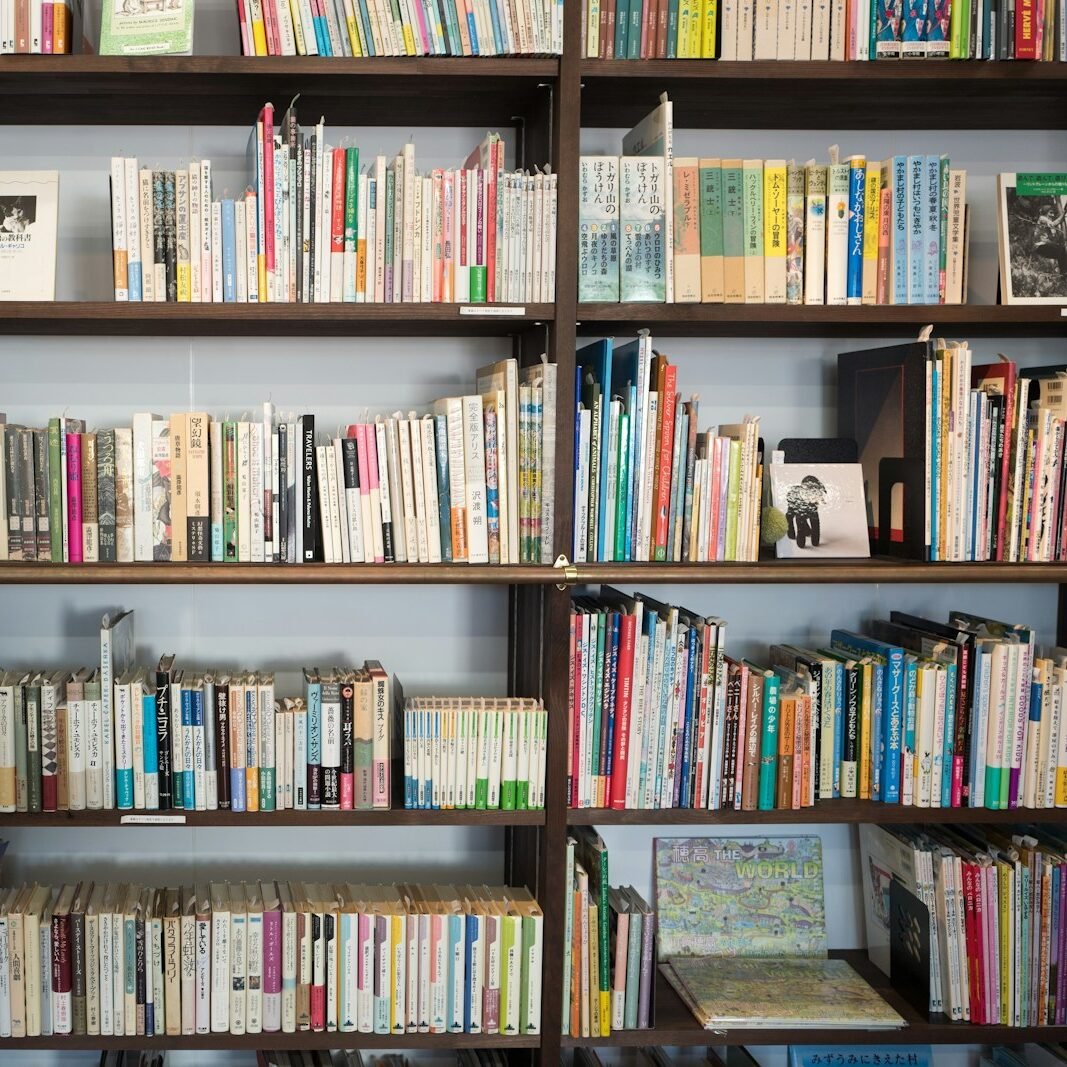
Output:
[724, 437, 741, 561]
[595, 845, 610, 1035]
[722, 162, 744, 300]
[757, 673, 781, 809]
[590, 615, 605, 789]
[501, 709, 517, 810]
[385, 168, 395, 302]
[700, 164, 724, 252]
[474, 709, 490, 809]
[516, 712, 529, 810]
[259, 766, 276, 811]
[938, 155, 949, 302]
[667, 0, 680, 55]
[519, 913, 534, 1033]
[627, 0, 641, 56]
[614, 410, 630, 558]
[623, 906, 642, 1028]
[25, 683, 41, 813]
[47, 418, 63, 561]
[343, 147, 359, 303]
[500, 913, 516, 1034]
[562, 839, 574, 1031]
[222, 421, 237, 562]
[615, 0, 630, 56]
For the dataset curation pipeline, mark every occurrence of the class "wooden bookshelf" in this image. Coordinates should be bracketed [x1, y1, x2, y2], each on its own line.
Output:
[577, 302, 1067, 337]
[578, 59, 1067, 129]
[561, 949, 1067, 1047]
[0, 808, 545, 827]
[567, 801, 1067, 825]
[0, 301, 555, 337]
[0, 55, 559, 126]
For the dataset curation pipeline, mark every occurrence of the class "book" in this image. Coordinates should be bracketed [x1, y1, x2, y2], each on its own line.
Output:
[99, 0, 194, 53]
[0, 171, 58, 300]
[996, 172, 1067, 305]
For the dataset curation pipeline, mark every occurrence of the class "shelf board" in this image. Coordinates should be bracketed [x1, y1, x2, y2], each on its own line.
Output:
[0, 1031, 540, 1051]
[0, 562, 557, 585]
[0, 808, 544, 827]
[0, 55, 559, 126]
[563, 948, 1067, 1047]
[573, 559, 1067, 583]
[579, 59, 1067, 129]
[577, 302, 1067, 337]
[567, 801, 1067, 825]
[0, 302, 554, 337]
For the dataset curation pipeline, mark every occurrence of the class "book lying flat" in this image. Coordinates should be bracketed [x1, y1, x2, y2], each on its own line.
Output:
[660, 956, 906, 1028]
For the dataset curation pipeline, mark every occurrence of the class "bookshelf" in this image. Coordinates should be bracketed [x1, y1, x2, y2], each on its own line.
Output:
[2, 0, 1067, 1060]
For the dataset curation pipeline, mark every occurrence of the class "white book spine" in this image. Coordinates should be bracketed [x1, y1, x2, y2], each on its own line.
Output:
[237, 421, 252, 563]
[98, 910, 113, 1035]
[249, 422, 265, 563]
[211, 202, 224, 304]
[132, 413, 155, 562]
[316, 445, 335, 564]
[210, 909, 229, 1032]
[189, 162, 202, 302]
[124, 157, 142, 302]
[246, 910, 263, 1034]
[461, 395, 490, 563]
[110, 157, 129, 301]
[201, 161, 213, 301]
[85, 690, 103, 808]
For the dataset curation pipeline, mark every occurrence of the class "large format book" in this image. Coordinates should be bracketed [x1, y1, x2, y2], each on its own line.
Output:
[0, 171, 59, 301]
[660, 955, 905, 1028]
[578, 156, 621, 302]
[99, 0, 194, 54]
[996, 172, 1067, 305]
[654, 836, 827, 959]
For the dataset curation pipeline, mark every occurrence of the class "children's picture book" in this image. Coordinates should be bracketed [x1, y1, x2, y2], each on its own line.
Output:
[997, 172, 1067, 304]
[654, 836, 827, 960]
[99, 0, 193, 54]
[660, 956, 906, 1028]
[769, 462, 871, 558]
[790, 1047, 931, 1067]
[0, 171, 59, 301]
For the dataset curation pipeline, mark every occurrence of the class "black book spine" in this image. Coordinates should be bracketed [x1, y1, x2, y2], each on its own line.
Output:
[97, 428, 117, 563]
[32, 428, 50, 561]
[307, 132, 317, 303]
[295, 138, 304, 303]
[155, 672, 172, 810]
[341, 435, 359, 557]
[135, 910, 146, 1035]
[5, 425, 21, 560]
[71, 908, 86, 1034]
[301, 414, 319, 562]
[17, 428, 36, 561]
[152, 171, 166, 300]
[340, 680, 354, 798]
[164, 171, 177, 303]
[215, 685, 231, 810]
[278, 421, 288, 563]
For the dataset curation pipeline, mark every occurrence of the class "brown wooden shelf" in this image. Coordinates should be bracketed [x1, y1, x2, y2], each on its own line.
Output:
[0, 562, 558, 584]
[0, 807, 544, 827]
[567, 800, 1067, 825]
[577, 302, 1067, 337]
[579, 59, 1067, 129]
[0, 1030, 539, 1050]
[562, 948, 1067, 1047]
[0, 55, 559, 126]
[0, 301, 554, 337]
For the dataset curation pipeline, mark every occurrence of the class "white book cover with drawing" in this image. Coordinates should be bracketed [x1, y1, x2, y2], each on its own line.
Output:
[0, 172, 58, 300]
[99, 0, 193, 54]
[769, 462, 871, 559]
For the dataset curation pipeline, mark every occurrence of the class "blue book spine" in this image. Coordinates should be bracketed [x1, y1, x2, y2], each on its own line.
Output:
[832, 661, 844, 797]
[870, 661, 884, 802]
[891, 155, 908, 304]
[903, 659, 918, 797]
[464, 912, 477, 1031]
[315, 11, 330, 55]
[907, 154, 925, 304]
[924, 154, 942, 304]
[603, 615, 620, 786]
[447, 914, 462, 1031]
[142, 692, 158, 786]
[128, 259, 142, 303]
[486, 0, 504, 52]
[181, 688, 195, 808]
[930, 358, 941, 560]
[667, 0, 680, 56]
[654, 630, 677, 805]
[967, 655, 987, 805]
[222, 199, 237, 303]
[307, 681, 321, 810]
[679, 627, 699, 808]
[434, 413, 452, 562]
[355, 0, 375, 53]
[846, 157, 866, 305]
[941, 662, 957, 807]
[404, 706, 413, 808]
[625, 383, 638, 560]
[615, 0, 631, 56]
[466, 5, 479, 52]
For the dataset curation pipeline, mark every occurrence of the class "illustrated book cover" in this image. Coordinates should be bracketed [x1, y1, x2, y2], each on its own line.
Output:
[0, 171, 59, 301]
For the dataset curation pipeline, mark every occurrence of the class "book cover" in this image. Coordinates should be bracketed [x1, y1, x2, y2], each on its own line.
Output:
[698, 158, 724, 302]
[0, 171, 58, 300]
[620, 156, 666, 302]
[672, 157, 701, 303]
[654, 835, 827, 959]
[996, 172, 1067, 305]
[741, 159, 763, 302]
[578, 156, 620, 303]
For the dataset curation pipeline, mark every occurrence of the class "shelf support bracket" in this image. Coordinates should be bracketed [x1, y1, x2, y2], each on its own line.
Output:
[553, 553, 577, 590]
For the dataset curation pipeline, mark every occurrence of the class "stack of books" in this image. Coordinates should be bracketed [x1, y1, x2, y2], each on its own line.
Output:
[108, 106, 557, 306]
[840, 343, 1067, 563]
[573, 335, 762, 563]
[568, 596, 1067, 813]
[0, 879, 543, 1039]
[580, 103, 968, 305]
[862, 823, 1067, 1025]
[0, 0, 73, 51]
[236, 0, 564, 56]
[0, 357, 557, 567]
[580, 0, 1066, 59]
[563, 827, 655, 1038]
[402, 697, 548, 811]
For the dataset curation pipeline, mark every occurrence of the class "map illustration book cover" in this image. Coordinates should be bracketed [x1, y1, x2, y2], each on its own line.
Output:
[654, 836, 827, 960]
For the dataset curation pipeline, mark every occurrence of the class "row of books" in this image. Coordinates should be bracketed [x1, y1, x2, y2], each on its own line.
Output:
[861, 823, 1067, 1025]
[109, 109, 557, 306]
[262, 1054, 510, 1067]
[573, 337, 763, 563]
[563, 827, 655, 1037]
[236, 0, 564, 55]
[568, 594, 1067, 812]
[0, 0, 73, 52]
[0, 359, 557, 567]
[0, 879, 544, 1039]
[580, 0, 1065, 58]
[579, 148, 968, 305]
[839, 343, 1067, 563]
[401, 697, 547, 811]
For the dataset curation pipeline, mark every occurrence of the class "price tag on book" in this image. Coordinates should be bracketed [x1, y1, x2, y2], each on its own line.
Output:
[459, 306, 526, 316]
[120, 814, 188, 825]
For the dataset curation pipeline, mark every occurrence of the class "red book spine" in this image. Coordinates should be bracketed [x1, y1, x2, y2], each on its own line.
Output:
[653, 367, 678, 558]
[331, 148, 345, 262]
[608, 613, 636, 810]
[42, 2, 53, 52]
[566, 611, 576, 806]
[875, 185, 891, 305]
[52, 911, 73, 1034]
[235, 0, 252, 53]
[262, 105, 276, 276]
[65, 432, 83, 564]
[571, 613, 584, 806]
[339, 681, 354, 810]
[261, 0, 279, 55]
[640, 0, 655, 57]
[656, 0, 668, 55]
[1015, 0, 1038, 56]
[42, 743, 57, 812]
[310, 914, 326, 1030]
[486, 144, 500, 303]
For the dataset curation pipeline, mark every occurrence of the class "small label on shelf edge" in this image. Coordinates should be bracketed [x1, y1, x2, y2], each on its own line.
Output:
[120, 814, 188, 825]
[459, 305, 526, 316]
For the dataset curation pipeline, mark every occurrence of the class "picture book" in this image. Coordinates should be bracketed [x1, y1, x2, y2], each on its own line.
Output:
[0, 171, 58, 301]
[654, 836, 827, 960]
[769, 462, 871, 558]
[99, 0, 194, 54]
[996, 172, 1067, 305]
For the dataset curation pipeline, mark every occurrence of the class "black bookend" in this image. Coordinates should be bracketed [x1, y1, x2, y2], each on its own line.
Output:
[889, 878, 931, 1018]
[777, 437, 859, 464]
[877, 457, 927, 559]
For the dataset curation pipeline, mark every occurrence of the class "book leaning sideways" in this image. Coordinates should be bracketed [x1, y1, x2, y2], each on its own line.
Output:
[98, 0, 193, 54]
[660, 956, 906, 1028]
[0, 171, 59, 301]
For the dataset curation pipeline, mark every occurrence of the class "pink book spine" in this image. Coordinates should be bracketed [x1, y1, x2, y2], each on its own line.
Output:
[566, 613, 576, 806]
[410, 0, 430, 53]
[65, 432, 83, 564]
[482, 915, 499, 1033]
[459, 169, 468, 277]
[429, 913, 444, 1033]
[262, 907, 282, 1032]
[361, 424, 383, 562]
[42, 2, 52, 51]
[340, 684, 354, 810]
[441, 169, 454, 302]
[262, 104, 276, 275]
[571, 615, 584, 806]
[235, 0, 252, 53]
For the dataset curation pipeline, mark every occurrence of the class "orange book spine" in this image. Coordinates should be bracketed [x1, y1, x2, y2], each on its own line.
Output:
[776, 695, 796, 809]
[653, 366, 678, 560]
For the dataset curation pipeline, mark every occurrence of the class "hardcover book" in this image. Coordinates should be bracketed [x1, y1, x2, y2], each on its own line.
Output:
[654, 835, 827, 960]
[0, 171, 58, 301]
[996, 172, 1067, 305]
[99, 0, 193, 54]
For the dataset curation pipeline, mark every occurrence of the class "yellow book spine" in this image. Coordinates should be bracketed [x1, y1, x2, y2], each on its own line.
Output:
[587, 903, 600, 1037]
[246, 766, 259, 811]
[401, 22, 416, 55]
[390, 913, 404, 1034]
[862, 164, 881, 304]
[763, 161, 787, 304]
[177, 265, 191, 303]
[858, 661, 873, 800]
[251, 19, 268, 56]
[677, 1, 691, 56]
[346, 9, 362, 56]
[998, 864, 1010, 1023]
[702, 0, 718, 55]
[257, 257, 267, 303]
[688, 0, 703, 54]
[288, 0, 307, 53]
[1055, 761, 1067, 806]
